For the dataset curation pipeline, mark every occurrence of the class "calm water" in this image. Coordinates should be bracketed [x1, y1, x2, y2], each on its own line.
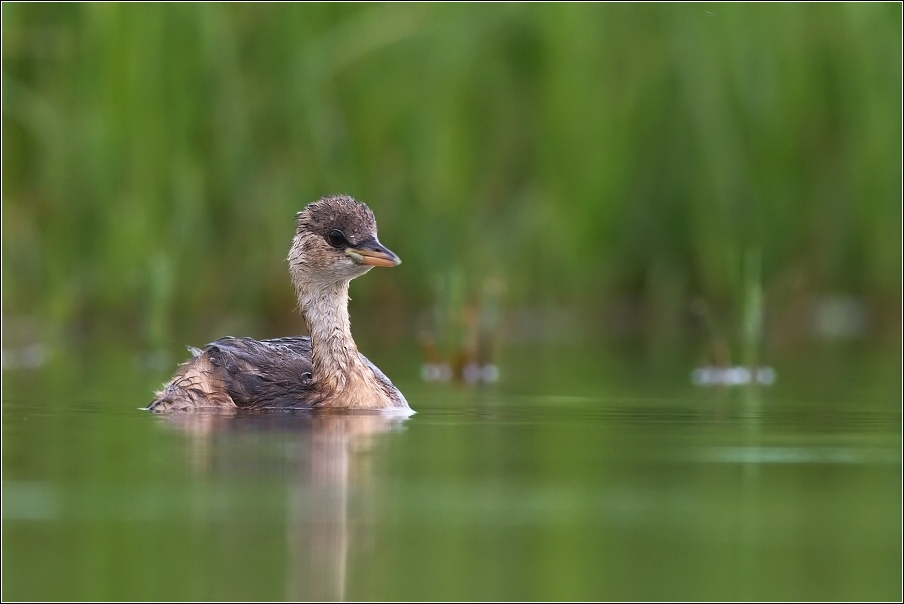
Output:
[2, 342, 901, 601]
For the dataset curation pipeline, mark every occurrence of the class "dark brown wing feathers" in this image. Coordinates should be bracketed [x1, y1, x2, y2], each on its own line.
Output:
[148, 336, 318, 411]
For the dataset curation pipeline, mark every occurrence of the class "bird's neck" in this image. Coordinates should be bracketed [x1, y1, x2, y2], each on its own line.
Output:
[297, 280, 371, 398]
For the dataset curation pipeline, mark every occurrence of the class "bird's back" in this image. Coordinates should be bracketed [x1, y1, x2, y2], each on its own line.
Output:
[148, 336, 317, 411]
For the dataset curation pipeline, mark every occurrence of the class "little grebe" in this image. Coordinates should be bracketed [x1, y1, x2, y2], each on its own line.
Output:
[148, 195, 409, 412]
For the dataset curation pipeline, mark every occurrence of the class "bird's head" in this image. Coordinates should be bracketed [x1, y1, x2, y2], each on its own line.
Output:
[289, 195, 401, 285]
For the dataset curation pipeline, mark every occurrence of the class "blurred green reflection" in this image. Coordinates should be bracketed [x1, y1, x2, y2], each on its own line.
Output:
[2, 341, 901, 601]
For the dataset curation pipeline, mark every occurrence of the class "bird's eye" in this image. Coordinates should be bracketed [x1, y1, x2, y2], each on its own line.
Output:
[327, 229, 347, 248]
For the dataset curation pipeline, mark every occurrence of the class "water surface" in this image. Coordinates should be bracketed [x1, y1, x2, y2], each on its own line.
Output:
[2, 343, 901, 600]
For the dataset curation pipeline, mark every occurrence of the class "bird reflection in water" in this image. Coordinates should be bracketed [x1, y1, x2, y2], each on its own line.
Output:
[155, 409, 410, 601]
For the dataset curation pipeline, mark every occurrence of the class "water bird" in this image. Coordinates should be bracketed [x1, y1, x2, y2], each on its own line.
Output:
[148, 195, 409, 412]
